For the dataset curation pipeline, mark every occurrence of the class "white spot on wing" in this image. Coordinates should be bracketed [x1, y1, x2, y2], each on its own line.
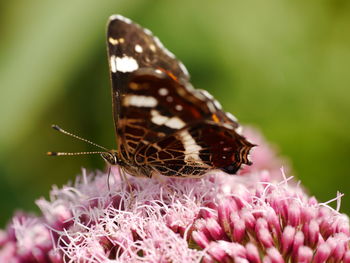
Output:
[185, 83, 195, 92]
[155, 69, 163, 74]
[158, 88, 169, 96]
[178, 130, 202, 162]
[179, 61, 189, 77]
[153, 37, 165, 49]
[110, 55, 139, 73]
[108, 37, 119, 45]
[175, 104, 183, 111]
[135, 44, 143, 53]
[150, 44, 156, 52]
[166, 117, 186, 129]
[163, 48, 176, 59]
[151, 110, 169, 125]
[207, 102, 216, 113]
[151, 110, 186, 129]
[226, 112, 238, 122]
[235, 126, 243, 135]
[199, 90, 214, 100]
[193, 91, 206, 100]
[213, 100, 222, 110]
[143, 28, 152, 36]
[124, 95, 158, 107]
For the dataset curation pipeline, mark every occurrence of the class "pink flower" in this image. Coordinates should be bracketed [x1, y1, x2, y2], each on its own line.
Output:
[1, 128, 349, 262]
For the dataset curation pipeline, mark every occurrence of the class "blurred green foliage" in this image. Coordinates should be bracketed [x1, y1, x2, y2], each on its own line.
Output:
[0, 0, 349, 226]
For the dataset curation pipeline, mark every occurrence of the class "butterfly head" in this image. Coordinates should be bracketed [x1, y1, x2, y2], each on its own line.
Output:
[101, 150, 120, 166]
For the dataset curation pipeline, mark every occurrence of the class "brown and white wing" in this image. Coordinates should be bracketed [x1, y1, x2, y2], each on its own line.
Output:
[106, 15, 190, 160]
[135, 121, 253, 177]
[106, 15, 254, 177]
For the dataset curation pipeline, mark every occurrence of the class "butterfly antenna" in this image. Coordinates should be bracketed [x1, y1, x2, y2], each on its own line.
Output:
[47, 151, 106, 156]
[51, 124, 109, 151]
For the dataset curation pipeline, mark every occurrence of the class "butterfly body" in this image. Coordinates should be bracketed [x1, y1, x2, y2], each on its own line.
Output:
[105, 15, 254, 178]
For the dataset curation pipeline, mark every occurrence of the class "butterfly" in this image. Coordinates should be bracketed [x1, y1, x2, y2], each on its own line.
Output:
[48, 15, 254, 179]
[100, 15, 254, 178]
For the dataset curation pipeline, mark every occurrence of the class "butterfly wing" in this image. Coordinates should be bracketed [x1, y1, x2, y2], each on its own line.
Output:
[137, 122, 253, 177]
[107, 15, 190, 160]
[107, 15, 189, 80]
[106, 15, 254, 177]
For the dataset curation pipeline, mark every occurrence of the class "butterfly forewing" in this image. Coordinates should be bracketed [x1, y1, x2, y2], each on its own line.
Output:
[106, 15, 254, 178]
[107, 16, 190, 159]
[107, 15, 189, 80]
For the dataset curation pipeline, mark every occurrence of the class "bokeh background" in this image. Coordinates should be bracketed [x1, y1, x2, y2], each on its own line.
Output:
[0, 0, 349, 226]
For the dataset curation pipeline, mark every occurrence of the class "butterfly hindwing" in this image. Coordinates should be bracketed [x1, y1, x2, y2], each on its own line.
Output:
[136, 121, 252, 177]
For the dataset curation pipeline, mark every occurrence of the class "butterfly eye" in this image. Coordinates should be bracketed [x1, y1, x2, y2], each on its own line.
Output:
[101, 152, 118, 165]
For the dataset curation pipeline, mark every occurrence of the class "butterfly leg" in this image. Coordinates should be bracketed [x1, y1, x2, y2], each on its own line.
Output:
[107, 165, 112, 193]
[117, 166, 133, 191]
[117, 166, 138, 208]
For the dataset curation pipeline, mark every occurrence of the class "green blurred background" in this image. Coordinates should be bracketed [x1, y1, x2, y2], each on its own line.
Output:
[0, 0, 349, 226]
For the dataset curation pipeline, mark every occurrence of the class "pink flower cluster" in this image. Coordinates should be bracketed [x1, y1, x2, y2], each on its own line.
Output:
[0, 128, 349, 262]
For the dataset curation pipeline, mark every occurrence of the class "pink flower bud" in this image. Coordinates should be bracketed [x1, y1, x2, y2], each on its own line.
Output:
[291, 231, 304, 261]
[297, 246, 313, 263]
[206, 218, 227, 241]
[281, 225, 295, 255]
[231, 217, 246, 242]
[287, 202, 301, 227]
[256, 218, 274, 248]
[192, 231, 210, 248]
[265, 247, 284, 263]
[314, 243, 331, 263]
[246, 243, 261, 263]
